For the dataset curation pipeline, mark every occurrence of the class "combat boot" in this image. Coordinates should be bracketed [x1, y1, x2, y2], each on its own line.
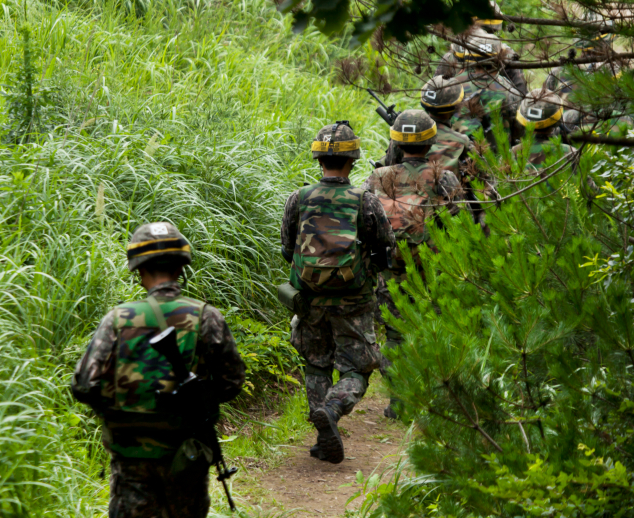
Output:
[312, 400, 345, 464]
[309, 443, 326, 460]
[383, 397, 400, 420]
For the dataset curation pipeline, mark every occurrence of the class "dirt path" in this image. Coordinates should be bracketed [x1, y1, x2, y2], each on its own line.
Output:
[236, 392, 405, 517]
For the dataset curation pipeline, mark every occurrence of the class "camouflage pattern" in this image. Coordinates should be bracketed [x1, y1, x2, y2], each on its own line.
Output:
[461, 28, 502, 64]
[281, 177, 395, 307]
[72, 281, 246, 459]
[109, 457, 210, 518]
[391, 109, 438, 146]
[435, 50, 528, 94]
[290, 183, 367, 294]
[517, 89, 564, 129]
[290, 302, 381, 416]
[127, 222, 191, 272]
[563, 108, 633, 136]
[312, 122, 361, 160]
[421, 76, 464, 115]
[511, 133, 577, 175]
[450, 69, 521, 143]
[363, 157, 462, 249]
[427, 122, 473, 176]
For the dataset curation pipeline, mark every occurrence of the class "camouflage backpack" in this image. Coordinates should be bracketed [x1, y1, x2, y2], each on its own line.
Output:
[105, 295, 205, 414]
[370, 162, 436, 246]
[290, 183, 368, 294]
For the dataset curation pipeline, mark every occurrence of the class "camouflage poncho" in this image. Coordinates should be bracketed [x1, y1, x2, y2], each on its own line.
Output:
[426, 121, 473, 176]
[72, 282, 245, 459]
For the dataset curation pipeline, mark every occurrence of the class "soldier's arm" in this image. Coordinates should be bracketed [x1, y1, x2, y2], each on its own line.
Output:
[199, 306, 246, 404]
[362, 191, 396, 253]
[71, 310, 117, 408]
[280, 191, 299, 263]
[437, 170, 463, 216]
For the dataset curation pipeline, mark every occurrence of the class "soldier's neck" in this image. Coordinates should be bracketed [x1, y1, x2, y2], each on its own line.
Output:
[140, 270, 181, 291]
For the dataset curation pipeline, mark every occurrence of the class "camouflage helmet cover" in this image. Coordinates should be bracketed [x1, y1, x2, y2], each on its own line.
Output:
[575, 12, 614, 52]
[127, 222, 192, 271]
[462, 28, 503, 63]
[562, 109, 582, 133]
[390, 109, 437, 146]
[421, 76, 464, 115]
[311, 122, 361, 160]
[517, 89, 564, 129]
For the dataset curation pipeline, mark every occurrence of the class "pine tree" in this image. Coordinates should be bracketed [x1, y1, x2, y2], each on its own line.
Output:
[374, 140, 634, 516]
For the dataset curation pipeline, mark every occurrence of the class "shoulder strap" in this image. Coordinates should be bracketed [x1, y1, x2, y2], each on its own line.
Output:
[146, 295, 168, 331]
[357, 190, 365, 240]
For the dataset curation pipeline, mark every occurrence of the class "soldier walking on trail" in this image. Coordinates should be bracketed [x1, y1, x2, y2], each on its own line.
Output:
[280, 121, 395, 464]
[72, 222, 245, 518]
[512, 89, 577, 175]
[435, 1, 528, 94]
[448, 28, 522, 149]
[362, 110, 463, 418]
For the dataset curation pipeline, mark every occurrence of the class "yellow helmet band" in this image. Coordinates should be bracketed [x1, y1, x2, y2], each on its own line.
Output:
[390, 122, 437, 143]
[311, 139, 360, 152]
[516, 106, 564, 129]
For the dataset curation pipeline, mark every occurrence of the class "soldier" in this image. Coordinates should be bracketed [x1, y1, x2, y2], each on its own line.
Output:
[544, 31, 616, 103]
[421, 75, 472, 176]
[421, 76, 495, 233]
[512, 89, 577, 175]
[449, 28, 522, 149]
[362, 110, 462, 418]
[280, 121, 395, 463]
[436, 1, 528, 94]
[71, 222, 245, 518]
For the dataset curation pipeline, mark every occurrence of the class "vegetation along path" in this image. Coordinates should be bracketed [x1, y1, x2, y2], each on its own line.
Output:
[236, 388, 406, 516]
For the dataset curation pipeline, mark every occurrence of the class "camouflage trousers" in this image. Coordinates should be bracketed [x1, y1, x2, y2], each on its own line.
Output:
[290, 301, 382, 417]
[109, 456, 210, 518]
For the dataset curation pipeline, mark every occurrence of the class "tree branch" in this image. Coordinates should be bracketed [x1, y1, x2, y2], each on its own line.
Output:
[502, 14, 619, 33]
[505, 52, 634, 69]
[569, 134, 634, 147]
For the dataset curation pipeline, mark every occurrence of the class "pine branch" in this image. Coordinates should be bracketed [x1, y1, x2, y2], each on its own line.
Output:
[569, 134, 634, 147]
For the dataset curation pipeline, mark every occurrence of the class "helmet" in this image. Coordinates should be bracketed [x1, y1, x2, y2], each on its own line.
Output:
[463, 28, 502, 64]
[473, 1, 503, 33]
[421, 76, 464, 115]
[311, 121, 361, 160]
[516, 89, 564, 130]
[127, 222, 192, 271]
[574, 32, 615, 53]
[562, 109, 582, 134]
[390, 110, 437, 146]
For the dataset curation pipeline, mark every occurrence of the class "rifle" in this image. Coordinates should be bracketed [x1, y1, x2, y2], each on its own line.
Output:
[150, 327, 237, 511]
[367, 89, 401, 126]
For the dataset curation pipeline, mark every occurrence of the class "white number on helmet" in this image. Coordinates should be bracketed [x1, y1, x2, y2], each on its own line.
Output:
[527, 107, 543, 119]
[150, 223, 169, 236]
[402, 125, 417, 133]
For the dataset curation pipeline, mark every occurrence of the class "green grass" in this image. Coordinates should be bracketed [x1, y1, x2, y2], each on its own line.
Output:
[0, 0, 392, 515]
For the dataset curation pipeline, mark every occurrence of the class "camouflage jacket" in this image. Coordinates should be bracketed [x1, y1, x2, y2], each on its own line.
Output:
[450, 69, 521, 144]
[427, 120, 473, 177]
[362, 157, 462, 280]
[281, 176, 395, 306]
[72, 281, 245, 459]
[436, 51, 528, 94]
[512, 133, 577, 175]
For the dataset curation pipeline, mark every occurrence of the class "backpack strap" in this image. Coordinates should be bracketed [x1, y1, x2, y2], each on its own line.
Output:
[146, 295, 168, 331]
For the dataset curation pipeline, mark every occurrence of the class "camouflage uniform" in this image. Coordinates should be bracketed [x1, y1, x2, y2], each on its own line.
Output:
[282, 122, 395, 463]
[363, 110, 462, 417]
[72, 223, 245, 518]
[281, 177, 395, 415]
[512, 89, 577, 184]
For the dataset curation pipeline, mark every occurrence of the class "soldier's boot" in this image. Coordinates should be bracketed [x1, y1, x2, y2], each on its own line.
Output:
[310, 443, 326, 460]
[312, 399, 345, 464]
[383, 397, 400, 420]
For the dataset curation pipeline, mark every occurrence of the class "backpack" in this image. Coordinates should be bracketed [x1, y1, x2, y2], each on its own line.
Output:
[290, 183, 368, 293]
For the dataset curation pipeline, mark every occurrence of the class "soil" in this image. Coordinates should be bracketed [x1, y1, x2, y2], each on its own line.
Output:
[236, 393, 405, 517]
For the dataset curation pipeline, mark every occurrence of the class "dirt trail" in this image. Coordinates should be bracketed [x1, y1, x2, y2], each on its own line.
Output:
[237, 393, 405, 517]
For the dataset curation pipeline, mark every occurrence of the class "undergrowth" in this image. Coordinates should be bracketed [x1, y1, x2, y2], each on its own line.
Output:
[0, 0, 387, 515]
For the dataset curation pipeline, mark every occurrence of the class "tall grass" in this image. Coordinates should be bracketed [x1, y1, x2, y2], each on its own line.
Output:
[0, 0, 389, 515]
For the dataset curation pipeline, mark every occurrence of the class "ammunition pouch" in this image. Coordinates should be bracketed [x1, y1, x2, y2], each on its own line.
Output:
[170, 438, 214, 480]
[277, 282, 311, 317]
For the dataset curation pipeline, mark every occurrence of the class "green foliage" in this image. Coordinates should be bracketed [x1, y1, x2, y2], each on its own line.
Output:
[0, 0, 384, 515]
[279, 0, 494, 46]
[2, 22, 60, 142]
[372, 136, 634, 516]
